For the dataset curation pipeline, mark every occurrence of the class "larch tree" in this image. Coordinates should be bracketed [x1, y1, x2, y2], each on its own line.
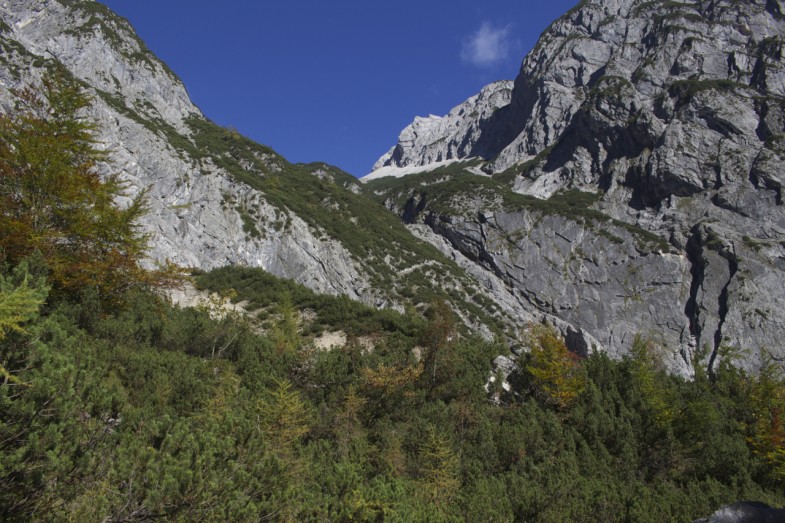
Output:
[420, 299, 456, 390]
[525, 323, 585, 410]
[0, 71, 150, 307]
[418, 426, 460, 508]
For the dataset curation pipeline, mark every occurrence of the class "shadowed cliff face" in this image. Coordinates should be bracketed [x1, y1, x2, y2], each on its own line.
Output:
[369, 0, 785, 373]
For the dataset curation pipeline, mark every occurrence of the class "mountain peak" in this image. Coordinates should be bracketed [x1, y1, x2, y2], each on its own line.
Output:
[366, 0, 785, 373]
[370, 80, 513, 174]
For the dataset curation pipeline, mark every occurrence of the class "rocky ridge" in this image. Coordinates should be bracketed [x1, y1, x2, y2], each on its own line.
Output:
[373, 80, 513, 170]
[0, 0, 376, 299]
[1, 0, 556, 346]
[0, 0, 520, 332]
[367, 0, 785, 373]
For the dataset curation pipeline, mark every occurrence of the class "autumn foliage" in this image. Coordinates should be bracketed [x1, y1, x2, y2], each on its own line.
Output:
[525, 323, 585, 409]
[0, 72, 150, 306]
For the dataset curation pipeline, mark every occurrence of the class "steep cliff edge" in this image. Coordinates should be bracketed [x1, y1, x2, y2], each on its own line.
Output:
[367, 0, 785, 373]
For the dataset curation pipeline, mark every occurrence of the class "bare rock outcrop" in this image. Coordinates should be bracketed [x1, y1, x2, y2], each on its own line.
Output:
[369, 0, 785, 372]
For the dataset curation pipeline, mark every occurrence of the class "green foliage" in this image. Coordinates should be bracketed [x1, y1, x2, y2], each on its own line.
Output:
[196, 265, 425, 341]
[1, 276, 784, 520]
[268, 293, 300, 354]
[0, 259, 48, 341]
[418, 427, 460, 508]
[746, 359, 785, 482]
[629, 334, 678, 428]
[0, 259, 48, 385]
[421, 300, 456, 391]
[667, 78, 752, 109]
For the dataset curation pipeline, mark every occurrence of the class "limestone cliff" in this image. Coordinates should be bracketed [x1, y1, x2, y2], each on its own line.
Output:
[0, 0, 377, 299]
[368, 0, 785, 373]
[0, 0, 529, 339]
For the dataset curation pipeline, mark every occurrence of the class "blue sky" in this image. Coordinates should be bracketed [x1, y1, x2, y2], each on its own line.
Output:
[100, 1, 578, 176]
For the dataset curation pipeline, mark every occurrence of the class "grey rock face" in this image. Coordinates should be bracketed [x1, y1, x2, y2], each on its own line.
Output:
[400, 199, 693, 374]
[374, 81, 514, 170]
[0, 0, 377, 303]
[374, 0, 785, 371]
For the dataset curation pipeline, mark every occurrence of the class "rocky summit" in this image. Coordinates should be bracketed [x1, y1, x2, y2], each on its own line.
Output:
[1, 0, 784, 376]
[366, 0, 785, 375]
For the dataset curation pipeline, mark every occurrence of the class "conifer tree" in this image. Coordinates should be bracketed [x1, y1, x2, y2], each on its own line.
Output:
[0, 260, 47, 384]
[421, 299, 455, 389]
[629, 334, 676, 428]
[418, 426, 460, 508]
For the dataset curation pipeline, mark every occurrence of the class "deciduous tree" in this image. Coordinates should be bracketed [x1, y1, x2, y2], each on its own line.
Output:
[418, 426, 460, 508]
[525, 323, 585, 409]
[0, 259, 47, 384]
[420, 299, 455, 390]
[0, 71, 149, 306]
[747, 359, 785, 482]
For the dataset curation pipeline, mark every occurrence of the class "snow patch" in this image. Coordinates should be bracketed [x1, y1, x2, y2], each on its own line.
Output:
[360, 158, 475, 183]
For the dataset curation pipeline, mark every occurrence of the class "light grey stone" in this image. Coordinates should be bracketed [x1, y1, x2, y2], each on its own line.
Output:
[374, 0, 785, 372]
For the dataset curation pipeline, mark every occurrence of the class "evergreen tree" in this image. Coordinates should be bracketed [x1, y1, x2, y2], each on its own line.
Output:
[418, 426, 460, 510]
[629, 334, 677, 428]
[0, 259, 48, 384]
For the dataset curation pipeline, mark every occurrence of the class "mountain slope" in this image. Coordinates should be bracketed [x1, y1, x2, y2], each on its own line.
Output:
[0, 0, 524, 338]
[3, 0, 783, 374]
[367, 0, 785, 373]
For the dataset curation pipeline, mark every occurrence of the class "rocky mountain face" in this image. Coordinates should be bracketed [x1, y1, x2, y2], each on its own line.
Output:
[2, 0, 553, 350]
[0, 0, 370, 299]
[0, 0, 521, 334]
[2, 0, 784, 375]
[367, 0, 785, 374]
[373, 80, 514, 170]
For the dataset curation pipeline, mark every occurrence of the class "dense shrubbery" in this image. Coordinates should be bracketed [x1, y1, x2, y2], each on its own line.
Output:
[3, 268, 785, 521]
[3, 72, 785, 522]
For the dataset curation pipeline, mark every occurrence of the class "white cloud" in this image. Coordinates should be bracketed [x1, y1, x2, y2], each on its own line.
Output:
[460, 22, 512, 68]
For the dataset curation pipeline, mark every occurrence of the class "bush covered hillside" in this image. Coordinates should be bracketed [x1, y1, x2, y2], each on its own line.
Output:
[2, 75, 785, 522]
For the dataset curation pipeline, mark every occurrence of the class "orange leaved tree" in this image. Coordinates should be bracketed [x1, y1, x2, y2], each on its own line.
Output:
[0, 71, 149, 306]
[525, 323, 585, 410]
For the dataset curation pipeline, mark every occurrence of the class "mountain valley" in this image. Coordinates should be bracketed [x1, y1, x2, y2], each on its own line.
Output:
[2, 0, 785, 520]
